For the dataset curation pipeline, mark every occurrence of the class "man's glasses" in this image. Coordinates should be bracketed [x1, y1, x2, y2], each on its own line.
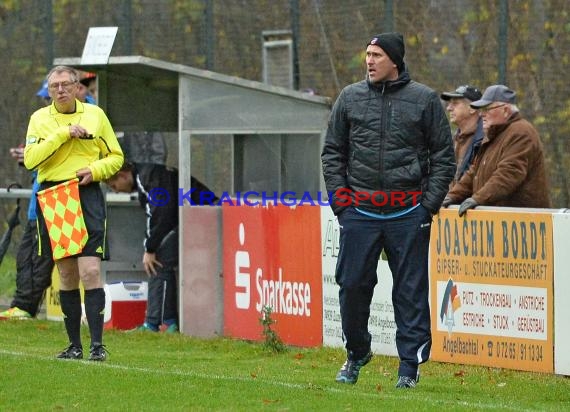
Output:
[479, 104, 507, 113]
[48, 81, 77, 91]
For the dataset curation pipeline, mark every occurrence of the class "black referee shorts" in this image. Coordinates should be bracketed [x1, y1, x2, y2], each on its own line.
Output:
[37, 181, 109, 260]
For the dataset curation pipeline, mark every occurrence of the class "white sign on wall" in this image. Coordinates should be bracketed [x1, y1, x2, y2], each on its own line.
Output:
[81, 27, 118, 64]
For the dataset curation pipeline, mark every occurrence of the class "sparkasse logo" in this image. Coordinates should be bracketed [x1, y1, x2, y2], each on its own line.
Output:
[233, 222, 312, 316]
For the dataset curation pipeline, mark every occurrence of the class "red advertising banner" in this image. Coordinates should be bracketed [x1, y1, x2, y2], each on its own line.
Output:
[430, 209, 553, 373]
[223, 204, 322, 347]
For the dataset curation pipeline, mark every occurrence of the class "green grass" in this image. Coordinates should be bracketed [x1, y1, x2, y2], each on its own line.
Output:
[1, 320, 569, 411]
[0, 254, 16, 299]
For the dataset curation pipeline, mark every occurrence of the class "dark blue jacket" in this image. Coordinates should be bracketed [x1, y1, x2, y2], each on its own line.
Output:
[455, 117, 484, 183]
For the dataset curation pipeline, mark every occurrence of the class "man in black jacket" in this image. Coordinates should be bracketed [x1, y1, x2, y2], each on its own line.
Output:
[321, 32, 455, 388]
[105, 161, 216, 333]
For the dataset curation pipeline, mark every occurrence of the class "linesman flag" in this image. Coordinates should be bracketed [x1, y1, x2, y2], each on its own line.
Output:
[37, 178, 88, 260]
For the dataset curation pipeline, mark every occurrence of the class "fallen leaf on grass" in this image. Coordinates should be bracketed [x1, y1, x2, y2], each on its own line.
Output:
[307, 382, 324, 391]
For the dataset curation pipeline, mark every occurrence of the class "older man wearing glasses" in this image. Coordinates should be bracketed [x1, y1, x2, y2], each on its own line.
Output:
[442, 84, 551, 215]
[24, 66, 123, 361]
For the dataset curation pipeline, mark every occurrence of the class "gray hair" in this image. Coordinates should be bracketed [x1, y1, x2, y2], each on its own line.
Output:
[46, 66, 80, 84]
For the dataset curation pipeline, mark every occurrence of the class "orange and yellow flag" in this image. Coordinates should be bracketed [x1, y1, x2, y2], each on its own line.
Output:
[37, 178, 88, 260]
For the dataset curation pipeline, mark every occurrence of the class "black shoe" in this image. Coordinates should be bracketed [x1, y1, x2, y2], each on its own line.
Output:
[56, 344, 83, 360]
[335, 351, 373, 384]
[396, 375, 418, 388]
[88, 343, 108, 361]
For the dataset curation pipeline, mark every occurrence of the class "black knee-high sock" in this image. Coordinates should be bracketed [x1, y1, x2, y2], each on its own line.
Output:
[59, 289, 82, 348]
[84, 288, 106, 346]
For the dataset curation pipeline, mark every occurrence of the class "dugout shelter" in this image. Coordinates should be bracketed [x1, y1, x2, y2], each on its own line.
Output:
[53, 55, 331, 337]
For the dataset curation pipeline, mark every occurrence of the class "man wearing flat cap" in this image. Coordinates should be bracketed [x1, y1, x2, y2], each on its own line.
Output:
[322, 32, 454, 389]
[443, 84, 551, 215]
[441, 85, 484, 188]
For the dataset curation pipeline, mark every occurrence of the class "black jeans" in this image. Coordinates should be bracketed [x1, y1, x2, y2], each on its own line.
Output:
[145, 228, 178, 326]
[336, 206, 432, 378]
[11, 220, 54, 316]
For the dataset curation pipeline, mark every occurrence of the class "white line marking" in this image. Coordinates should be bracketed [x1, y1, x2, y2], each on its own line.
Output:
[0, 349, 530, 410]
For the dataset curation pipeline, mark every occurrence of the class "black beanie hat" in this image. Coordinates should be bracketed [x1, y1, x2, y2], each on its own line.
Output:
[367, 32, 405, 72]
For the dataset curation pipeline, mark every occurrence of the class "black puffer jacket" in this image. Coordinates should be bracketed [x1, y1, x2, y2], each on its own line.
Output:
[133, 163, 216, 253]
[321, 70, 455, 215]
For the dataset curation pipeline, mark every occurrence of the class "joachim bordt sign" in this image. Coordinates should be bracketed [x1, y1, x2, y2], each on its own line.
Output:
[430, 208, 553, 373]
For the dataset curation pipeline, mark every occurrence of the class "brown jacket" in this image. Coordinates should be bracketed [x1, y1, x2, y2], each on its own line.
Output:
[447, 112, 551, 208]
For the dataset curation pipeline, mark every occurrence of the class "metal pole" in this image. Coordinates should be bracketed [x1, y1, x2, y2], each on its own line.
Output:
[122, 0, 133, 55]
[44, 0, 54, 69]
[290, 0, 300, 90]
[384, 0, 394, 32]
[205, 0, 214, 70]
[498, 0, 508, 84]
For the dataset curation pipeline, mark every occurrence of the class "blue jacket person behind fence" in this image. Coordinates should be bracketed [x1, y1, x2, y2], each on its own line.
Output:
[440, 84, 484, 188]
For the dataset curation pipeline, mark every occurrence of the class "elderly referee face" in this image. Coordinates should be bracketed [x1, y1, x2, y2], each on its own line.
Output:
[47, 71, 78, 108]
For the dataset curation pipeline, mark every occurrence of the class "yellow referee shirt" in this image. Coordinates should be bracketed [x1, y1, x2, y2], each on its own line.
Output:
[24, 100, 124, 182]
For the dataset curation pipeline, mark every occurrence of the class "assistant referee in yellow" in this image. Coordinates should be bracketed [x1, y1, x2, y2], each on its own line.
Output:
[24, 66, 124, 361]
